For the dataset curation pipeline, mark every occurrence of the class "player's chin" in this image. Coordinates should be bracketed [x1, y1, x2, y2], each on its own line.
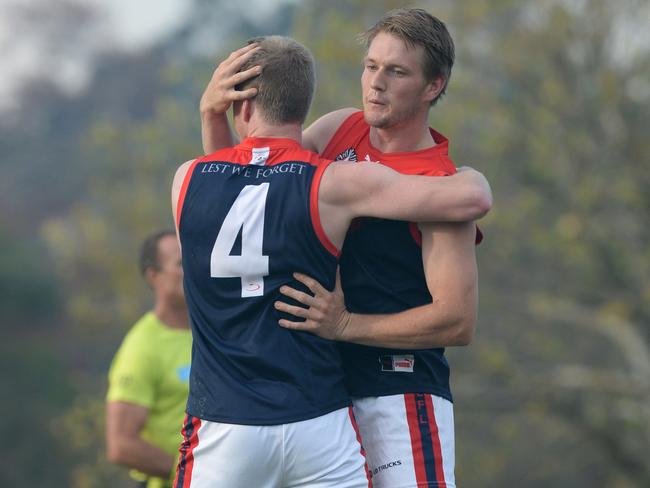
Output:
[363, 110, 390, 129]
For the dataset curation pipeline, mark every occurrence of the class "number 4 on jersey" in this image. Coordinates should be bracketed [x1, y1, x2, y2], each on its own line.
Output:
[210, 183, 270, 297]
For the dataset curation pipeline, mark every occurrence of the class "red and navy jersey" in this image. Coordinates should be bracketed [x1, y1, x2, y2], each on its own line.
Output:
[177, 137, 349, 425]
[322, 111, 460, 402]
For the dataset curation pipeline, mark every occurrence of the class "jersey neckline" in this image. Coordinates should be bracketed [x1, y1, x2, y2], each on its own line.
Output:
[239, 136, 304, 151]
[364, 127, 449, 162]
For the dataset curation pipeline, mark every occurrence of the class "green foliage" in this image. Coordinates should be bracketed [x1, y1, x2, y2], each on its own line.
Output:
[51, 395, 131, 488]
[0, 230, 61, 324]
[42, 73, 202, 333]
[3, 0, 649, 485]
[0, 345, 75, 487]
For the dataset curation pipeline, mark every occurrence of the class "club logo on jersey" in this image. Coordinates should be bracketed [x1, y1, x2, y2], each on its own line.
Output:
[249, 146, 270, 165]
[334, 147, 358, 162]
[380, 355, 415, 372]
[245, 281, 262, 292]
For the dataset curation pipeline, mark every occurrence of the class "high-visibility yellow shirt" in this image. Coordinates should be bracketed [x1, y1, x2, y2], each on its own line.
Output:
[107, 312, 192, 488]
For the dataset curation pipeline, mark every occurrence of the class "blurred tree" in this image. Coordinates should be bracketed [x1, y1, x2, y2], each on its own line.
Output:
[2, 0, 648, 485]
[0, 345, 75, 487]
[431, 0, 650, 485]
[0, 229, 61, 325]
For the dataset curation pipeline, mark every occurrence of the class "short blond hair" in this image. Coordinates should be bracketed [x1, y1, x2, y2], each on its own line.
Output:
[236, 36, 315, 124]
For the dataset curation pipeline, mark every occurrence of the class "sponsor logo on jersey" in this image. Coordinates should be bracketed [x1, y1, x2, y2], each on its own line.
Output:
[371, 460, 403, 477]
[380, 354, 415, 372]
[335, 147, 358, 162]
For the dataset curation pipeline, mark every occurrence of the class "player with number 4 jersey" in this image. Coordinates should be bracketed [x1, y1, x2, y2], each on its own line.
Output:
[172, 37, 491, 488]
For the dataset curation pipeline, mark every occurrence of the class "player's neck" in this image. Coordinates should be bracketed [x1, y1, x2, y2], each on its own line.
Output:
[246, 121, 303, 144]
[154, 302, 189, 330]
[369, 115, 435, 154]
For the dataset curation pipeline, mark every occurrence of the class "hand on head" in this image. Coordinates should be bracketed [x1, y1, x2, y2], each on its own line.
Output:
[200, 43, 263, 115]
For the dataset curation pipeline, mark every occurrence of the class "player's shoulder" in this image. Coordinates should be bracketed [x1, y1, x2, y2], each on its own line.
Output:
[319, 108, 364, 135]
[173, 158, 201, 186]
[304, 107, 361, 153]
[311, 107, 359, 126]
[175, 146, 238, 175]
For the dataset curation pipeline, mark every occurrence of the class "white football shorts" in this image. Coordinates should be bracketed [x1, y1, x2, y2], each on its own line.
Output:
[352, 393, 455, 487]
[174, 406, 370, 488]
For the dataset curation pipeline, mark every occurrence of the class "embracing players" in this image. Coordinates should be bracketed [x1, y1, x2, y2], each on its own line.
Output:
[200, 9, 484, 488]
[176, 34, 490, 487]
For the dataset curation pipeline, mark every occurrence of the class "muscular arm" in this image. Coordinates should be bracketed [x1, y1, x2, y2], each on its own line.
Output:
[318, 161, 492, 249]
[351, 164, 492, 222]
[277, 222, 478, 349]
[201, 111, 236, 154]
[200, 43, 261, 153]
[105, 401, 175, 478]
[338, 222, 478, 348]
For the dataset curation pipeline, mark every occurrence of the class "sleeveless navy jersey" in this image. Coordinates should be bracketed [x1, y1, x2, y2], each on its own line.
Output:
[177, 137, 349, 425]
[322, 111, 468, 402]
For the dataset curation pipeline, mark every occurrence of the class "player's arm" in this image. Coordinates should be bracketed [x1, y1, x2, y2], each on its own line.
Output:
[105, 401, 175, 477]
[171, 159, 197, 246]
[276, 222, 478, 348]
[200, 43, 261, 153]
[342, 221, 478, 348]
[302, 107, 358, 153]
[320, 161, 492, 232]
[277, 161, 486, 346]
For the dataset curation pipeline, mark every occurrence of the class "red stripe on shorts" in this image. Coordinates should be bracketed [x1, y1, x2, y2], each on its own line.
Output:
[348, 406, 373, 488]
[173, 414, 188, 488]
[404, 394, 429, 485]
[424, 394, 447, 486]
[183, 416, 201, 488]
[174, 414, 201, 488]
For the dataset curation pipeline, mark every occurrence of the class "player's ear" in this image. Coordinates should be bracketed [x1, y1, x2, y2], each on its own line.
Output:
[241, 99, 254, 123]
[424, 76, 445, 104]
[144, 267, 157, 289]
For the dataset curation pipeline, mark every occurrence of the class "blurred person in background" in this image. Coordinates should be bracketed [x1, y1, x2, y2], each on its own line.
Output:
[106, 230, 192, 488]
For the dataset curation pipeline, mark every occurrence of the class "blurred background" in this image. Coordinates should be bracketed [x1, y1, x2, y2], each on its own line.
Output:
[1, 0, 648, 486]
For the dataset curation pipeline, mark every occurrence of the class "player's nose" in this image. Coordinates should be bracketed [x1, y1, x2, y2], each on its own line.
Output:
[369, 69, 386, 91]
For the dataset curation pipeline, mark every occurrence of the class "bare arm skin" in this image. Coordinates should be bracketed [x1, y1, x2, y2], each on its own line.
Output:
[342, 221, 478, 348]
[275, 161, 487, 348]
[276, 221, 478, 349]
[105, 401, 175, 478]
[200, 44, 261, 153]
[302, 108, 358, 153]
[317, 161, 492, 250]
[171, 160, 195, 243]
